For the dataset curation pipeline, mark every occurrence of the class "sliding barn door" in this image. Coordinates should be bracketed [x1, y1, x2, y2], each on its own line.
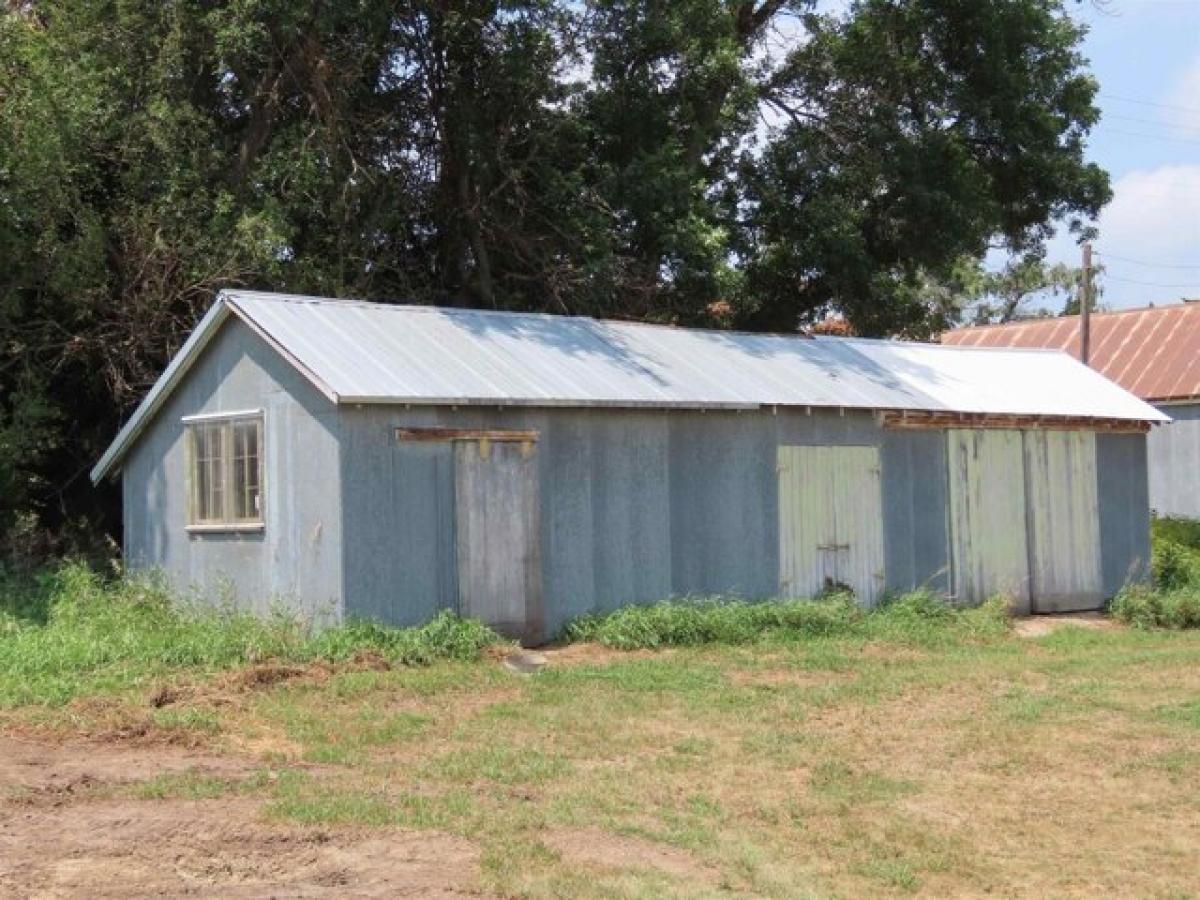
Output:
[1023, 431, 1102, 612]
[946, 430, 1031, 610]
[454, 439, 541, 640]
[778, 446, 885, 604]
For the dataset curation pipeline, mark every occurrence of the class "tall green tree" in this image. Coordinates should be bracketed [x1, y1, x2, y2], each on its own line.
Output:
[0, 0, 1111, 550]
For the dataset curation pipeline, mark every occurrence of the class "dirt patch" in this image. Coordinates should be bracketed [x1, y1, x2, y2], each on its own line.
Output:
[537, 643, 663, 667]
[1014, 612, 1121, 638]
[545, 826, 716, 884]
[0, 797, 487, 898]
[0, 736, 255, 798]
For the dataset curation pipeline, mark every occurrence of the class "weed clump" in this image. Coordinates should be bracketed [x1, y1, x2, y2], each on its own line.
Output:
[564, 592, 862, 649]
[1111, 584, 1200, 630]
[565, 590, 1009, 650]
[306, 612, 499, 666]
[1114, 517, 1200, 629]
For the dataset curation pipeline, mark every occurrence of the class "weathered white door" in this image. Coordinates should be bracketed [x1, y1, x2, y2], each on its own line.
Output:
[1023, 430, 1102, 612]
[778, 445, 885, 604]
[454, 439, 541, 641]
[946, 429, 1031, 610]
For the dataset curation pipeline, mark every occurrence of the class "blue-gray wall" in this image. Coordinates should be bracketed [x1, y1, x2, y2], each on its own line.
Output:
[117, 317, 1153, 636]
[1148, 403, 1200, 519]
[121, 320, 344, 622]
[1096, 432, 1151, 596]
[339, 405, 953, 637]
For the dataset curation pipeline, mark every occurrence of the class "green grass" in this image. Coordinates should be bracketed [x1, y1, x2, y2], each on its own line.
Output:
[5, 566, 1200, 897]
[0, 562, 501, 706]
[563, 590, 1010, 650]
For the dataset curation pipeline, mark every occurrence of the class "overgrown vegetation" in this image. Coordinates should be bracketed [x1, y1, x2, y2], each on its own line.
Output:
[565, 591, 1010, 650]
[1111, 517, 1200, 629]
[0, 563, 500, 706]
[2, 0, 1110, 552]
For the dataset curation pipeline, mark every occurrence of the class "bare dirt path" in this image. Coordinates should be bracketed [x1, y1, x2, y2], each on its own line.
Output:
[0, 737, 490, 899]
[1013, 611, 1120, 638]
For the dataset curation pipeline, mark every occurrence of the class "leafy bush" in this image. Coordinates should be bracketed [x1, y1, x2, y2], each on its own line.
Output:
[0, 562, 501, 706]
[1152, 517, 1200, 552]
[1110, 518, 1200, 629]
[1111, 584, 1200, 630]
[1151, 540, 1200, 591]
[564, 590, 1009, 650]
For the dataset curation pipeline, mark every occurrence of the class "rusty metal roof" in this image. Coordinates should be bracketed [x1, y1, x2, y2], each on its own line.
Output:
[943, 302, 1200, 402]
[92, 291, 1168, 482]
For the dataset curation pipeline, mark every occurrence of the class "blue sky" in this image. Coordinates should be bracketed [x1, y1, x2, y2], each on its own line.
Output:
[1043, 0, 1200, 309]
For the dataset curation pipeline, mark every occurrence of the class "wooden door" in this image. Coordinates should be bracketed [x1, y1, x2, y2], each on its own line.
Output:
[778, 445, 885, 604]
[946, 430, 1031, 610]
[1023, 430, 1102, 612]
[454, 439, 541, 641]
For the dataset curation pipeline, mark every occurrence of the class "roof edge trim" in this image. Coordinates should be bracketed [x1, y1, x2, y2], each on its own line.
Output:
[89, 292, 342, 484]
[224, 296, 340, 405]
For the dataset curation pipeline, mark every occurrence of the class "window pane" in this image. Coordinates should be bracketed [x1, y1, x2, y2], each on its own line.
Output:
[192, 423, 225, 523]
[188, 416, 262, 527]
[232, 419, 261, 521]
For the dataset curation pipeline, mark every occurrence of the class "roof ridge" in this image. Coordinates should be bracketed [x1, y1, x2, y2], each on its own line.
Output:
[223, 290, 1074, 354]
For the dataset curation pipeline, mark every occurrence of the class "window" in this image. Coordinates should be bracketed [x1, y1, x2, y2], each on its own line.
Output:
[185, 412, 264, 529]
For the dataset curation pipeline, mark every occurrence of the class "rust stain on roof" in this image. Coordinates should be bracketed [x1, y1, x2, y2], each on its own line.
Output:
[943, 303, 1200, 402]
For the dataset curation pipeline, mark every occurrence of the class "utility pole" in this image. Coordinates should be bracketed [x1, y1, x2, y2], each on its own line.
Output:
[1080, 242, 1092, 366]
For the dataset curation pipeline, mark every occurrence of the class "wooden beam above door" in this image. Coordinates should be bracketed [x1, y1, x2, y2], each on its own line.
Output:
[395, 427, 540, 443]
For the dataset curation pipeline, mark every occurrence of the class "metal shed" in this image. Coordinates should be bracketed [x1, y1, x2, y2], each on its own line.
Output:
[945, 302, 1200, 519]
[93, 291, 1167, 641]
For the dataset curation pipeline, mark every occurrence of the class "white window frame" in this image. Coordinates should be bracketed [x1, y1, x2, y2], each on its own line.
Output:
[183, 409, 265, 532]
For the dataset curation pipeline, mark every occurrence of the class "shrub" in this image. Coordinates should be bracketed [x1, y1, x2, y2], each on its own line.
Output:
[1151, 539, 1200, 591]
[1152, 517, 1200, 552]
[1111, 583, 1200, 630]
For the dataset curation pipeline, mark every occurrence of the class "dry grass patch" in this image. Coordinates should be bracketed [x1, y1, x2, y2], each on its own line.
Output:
[5, 621, 1200, 897]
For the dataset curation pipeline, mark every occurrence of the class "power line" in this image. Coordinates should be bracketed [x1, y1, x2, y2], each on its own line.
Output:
[1096, 126, 1200, 147]
[1105, 112, 1200, 130]
[1100, 92, 1200, 116]
[1096, 252, 1200, 270]
[1101, 273, 1200, 289]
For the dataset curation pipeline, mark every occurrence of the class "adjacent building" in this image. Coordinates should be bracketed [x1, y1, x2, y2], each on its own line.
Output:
[945, 302, 1200, 519]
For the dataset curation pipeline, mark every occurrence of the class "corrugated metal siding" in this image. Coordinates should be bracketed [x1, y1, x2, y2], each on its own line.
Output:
[778, 446, 884, 604]
[341, 406, 949, 635]
[1097, 433, 1151, 594]
[947, 430, 1031, 610]
[1148, 403, 1200, 518]
[122, 319, 343, 622]
[881, 429, 950, 594]
[943, 303, 1200, 402]
[339, 413, 459, 627]
[1023, 431, 1103, 611]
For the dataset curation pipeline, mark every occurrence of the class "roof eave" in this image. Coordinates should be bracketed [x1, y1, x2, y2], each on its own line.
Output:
[90, 299, 235, 484]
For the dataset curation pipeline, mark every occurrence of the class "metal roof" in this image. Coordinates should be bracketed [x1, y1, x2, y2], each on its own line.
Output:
[91, 290, 1168, 482]
[943, 302, 1200, 402]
